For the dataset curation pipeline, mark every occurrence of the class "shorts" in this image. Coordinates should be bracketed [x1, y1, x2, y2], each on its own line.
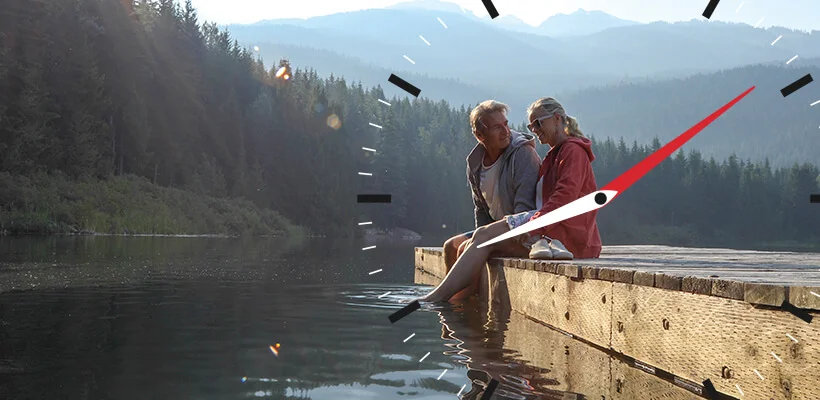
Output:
[504, 210, 543, 249]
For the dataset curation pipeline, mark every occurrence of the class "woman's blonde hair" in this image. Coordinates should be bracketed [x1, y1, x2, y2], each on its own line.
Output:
[526, 97, 585, 138]
[469, 100, 509, 137]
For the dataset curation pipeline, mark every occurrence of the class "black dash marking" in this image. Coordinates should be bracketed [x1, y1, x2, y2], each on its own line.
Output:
[480, 379, 499, 400]
[702, 379, 719, 400]
[781, 300, 813, 323]
[388, 74, 421, 97]
[481, 0, 499, 19]
[781, 73, 813, 97]
[702, 0, 720, 19]
[388, 300, 420, 323]
[358, 194, 392, 203]
[811, 194, 820, 203]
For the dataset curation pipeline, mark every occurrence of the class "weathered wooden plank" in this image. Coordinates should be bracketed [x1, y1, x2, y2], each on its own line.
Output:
[744, 282, 787, 307]
[598, 267, 635, 284]
[634, 271, 655, 287]
[502, 268, 612, 349]
[655, 273, 683, 291]
[581, 265, 600, 279]
[712, 278, 745, 300]
[682, 276, 712, 295]
[610, 358, 702, 400]
[610, 282, 820, 399]
[789, 286, 820, 310]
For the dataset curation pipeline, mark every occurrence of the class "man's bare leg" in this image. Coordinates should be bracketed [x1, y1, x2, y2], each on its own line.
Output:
[420, 220, 528, 303]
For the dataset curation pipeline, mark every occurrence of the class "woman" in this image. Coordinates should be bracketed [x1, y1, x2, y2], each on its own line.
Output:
[419, 97, 602, 303]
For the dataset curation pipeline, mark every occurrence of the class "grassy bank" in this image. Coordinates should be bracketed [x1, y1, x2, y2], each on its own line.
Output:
[0, 172, 306, 237]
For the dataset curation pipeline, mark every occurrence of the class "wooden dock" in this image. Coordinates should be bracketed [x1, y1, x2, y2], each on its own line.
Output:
[414, 245, 820, 400]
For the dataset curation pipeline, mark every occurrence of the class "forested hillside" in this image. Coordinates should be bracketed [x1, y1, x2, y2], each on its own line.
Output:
[1, 0, 818, 249]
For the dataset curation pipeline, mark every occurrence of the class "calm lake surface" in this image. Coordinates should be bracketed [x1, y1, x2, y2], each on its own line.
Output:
[0, 235, 590, 400]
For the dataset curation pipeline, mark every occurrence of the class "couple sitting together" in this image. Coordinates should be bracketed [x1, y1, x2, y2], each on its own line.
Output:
[418, 97, 602, 303]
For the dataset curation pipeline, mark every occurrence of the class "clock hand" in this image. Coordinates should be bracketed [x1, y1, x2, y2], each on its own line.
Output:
[477, 85, 756, 249]
[477, 190, 617, 248]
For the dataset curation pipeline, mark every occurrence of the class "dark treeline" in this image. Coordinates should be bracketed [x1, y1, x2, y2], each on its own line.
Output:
[1, 0, 818, 247]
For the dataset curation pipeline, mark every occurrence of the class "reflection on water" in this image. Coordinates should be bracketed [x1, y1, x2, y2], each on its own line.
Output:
[1, 235, 598, 399]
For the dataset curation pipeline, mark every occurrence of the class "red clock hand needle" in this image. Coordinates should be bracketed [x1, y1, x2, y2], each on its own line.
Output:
[477, 86, 756, 249]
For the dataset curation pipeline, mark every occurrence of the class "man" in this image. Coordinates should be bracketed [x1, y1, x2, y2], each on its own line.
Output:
[442, 100, 541, 280]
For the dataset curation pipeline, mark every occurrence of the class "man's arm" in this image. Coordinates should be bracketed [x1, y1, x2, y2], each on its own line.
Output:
[511, 146, 541, 213]
[469, 165, 493, 228]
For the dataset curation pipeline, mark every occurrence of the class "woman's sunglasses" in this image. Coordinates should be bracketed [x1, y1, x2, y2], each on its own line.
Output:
[527, 114, 554, 132]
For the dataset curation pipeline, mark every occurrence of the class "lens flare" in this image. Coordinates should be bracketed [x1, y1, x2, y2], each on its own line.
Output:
[326, 113, 342, 130]
[275, 67, 286, 78]
[269, 343, 280, 356]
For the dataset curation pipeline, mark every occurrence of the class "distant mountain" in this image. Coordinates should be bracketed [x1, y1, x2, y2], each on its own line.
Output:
[537, 9, 639, 37]
[556, 63, 820, 168]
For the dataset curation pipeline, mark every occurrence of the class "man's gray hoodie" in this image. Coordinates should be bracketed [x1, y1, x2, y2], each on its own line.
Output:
[466, 130, 541, 228]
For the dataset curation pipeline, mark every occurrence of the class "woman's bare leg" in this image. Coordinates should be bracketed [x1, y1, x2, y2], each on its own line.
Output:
[420, 220, 527, 302]
[443, 234, 469, 273]
[449, 238, 477, 300]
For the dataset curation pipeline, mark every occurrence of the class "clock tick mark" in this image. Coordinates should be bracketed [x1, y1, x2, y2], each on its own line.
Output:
[702, 0, 721, 19]
[786, 55, 798, 64]
[358, 172, 373, 176]
[388, 300, 420, 323]
[481, 379, 499, 399]
[388, 73, 421, 97]
[363, 246, 376, 251]
[403, 55, 415, 65]
[377, 99, 391, 106]
[419, 35, 430, 46]
[419, 351, 430, 362]
[369, 122, 383, 129]
[358, 221, 372, 225]
[781, 73, 813, 97]
[437, 17, 447, 29]
[771, 35, 782, 45]
[368, 268, 382, 274]
[358, 194, 392, 203]
[403, 333, 415, 342]
[362, 147, 377, 152]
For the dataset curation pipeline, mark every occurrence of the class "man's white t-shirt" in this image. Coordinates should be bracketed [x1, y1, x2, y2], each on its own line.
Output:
[480, 157, 505, 221]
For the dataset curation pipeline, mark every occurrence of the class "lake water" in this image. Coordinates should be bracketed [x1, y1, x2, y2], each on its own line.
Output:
[0, 235, 591, 399]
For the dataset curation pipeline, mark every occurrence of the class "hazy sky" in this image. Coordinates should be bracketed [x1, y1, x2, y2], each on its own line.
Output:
[189, 0, 820, 32]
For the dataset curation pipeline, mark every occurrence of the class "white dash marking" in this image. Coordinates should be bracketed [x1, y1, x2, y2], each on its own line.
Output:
[419, 351, 430, 362]
[436, 369, 448, 380]
[419, 35, 431, 46]
[378, 99, 391, 106]
[368, 268, 382, 274]
[358, 221, 372, 225]
[810, 100, 820, 107]
[437, 17, 448, 28]
[403, 333, 415, 342]
[363, 246, 376, 251]
[736, 384, 744, 396]
[753, 369, 764, 380]
[378, 291, 391, 298]
[811, 291, 820, 298]
[358, 172, 373, 176]
[787, 333, 798, 343]
[362, 147, 377, 152]
[754, 17, 764, 28]
[786, 55, 798, 64]
[736, 1, 744, 12]
[771, 35, 782, 45]
[771, 352, 783, 363]
[457, 384, 466, 396]
[369, 122, 383, 129]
